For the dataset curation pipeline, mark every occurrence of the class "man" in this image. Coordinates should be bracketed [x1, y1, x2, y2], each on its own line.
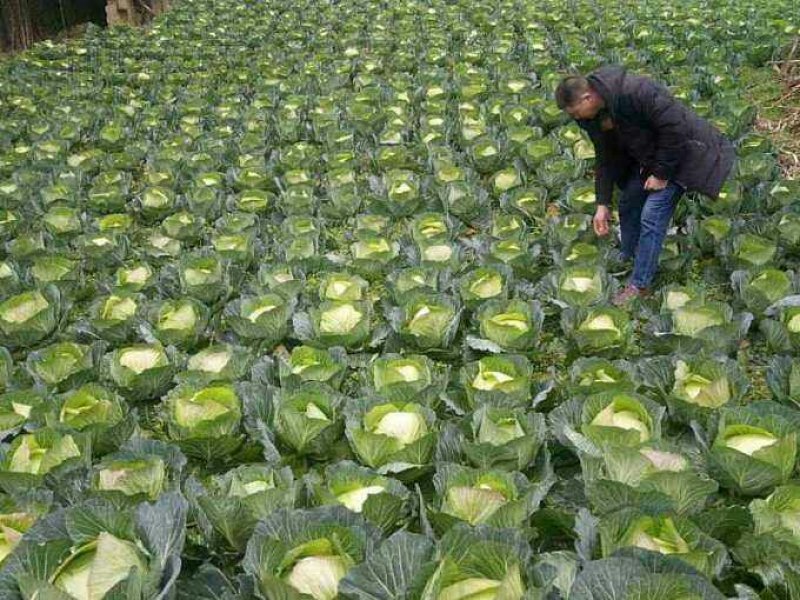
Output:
[555, 65, 735, 305]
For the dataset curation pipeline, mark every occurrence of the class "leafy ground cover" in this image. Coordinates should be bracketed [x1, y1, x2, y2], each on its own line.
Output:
[0, 0, 799, 598]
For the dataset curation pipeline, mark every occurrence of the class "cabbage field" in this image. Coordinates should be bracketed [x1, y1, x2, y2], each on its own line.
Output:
[0, 0, 799, 598]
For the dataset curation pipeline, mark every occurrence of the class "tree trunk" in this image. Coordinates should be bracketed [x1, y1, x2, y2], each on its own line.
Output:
[2, 0, 41, 52]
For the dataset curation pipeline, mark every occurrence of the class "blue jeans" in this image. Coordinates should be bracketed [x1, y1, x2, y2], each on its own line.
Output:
[618, 174, 684, 289]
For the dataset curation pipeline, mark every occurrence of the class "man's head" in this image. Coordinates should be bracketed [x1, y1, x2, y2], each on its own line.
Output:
[555, 75, 605, 120]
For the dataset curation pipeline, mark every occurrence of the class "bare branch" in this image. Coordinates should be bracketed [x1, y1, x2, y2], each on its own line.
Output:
[136, 0, 156, 16]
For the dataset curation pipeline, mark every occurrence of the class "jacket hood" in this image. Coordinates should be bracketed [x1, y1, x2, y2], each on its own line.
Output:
[587, 65, 627, 109]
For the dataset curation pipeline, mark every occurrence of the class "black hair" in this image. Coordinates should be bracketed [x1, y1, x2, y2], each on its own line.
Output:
[555, 76, 591, 110]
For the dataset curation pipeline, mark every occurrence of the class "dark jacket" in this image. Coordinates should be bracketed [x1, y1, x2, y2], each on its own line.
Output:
[576, 65, 736, 205]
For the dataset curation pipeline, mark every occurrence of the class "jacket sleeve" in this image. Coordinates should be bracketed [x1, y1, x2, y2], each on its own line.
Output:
[594, 159, 614, 206]
[631, 80, 686, 181]
[577, 120, 614, 206]
[579, 119, 613, 206]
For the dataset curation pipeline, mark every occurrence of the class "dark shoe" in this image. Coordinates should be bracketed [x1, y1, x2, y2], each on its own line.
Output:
[612, 283, 649, 306]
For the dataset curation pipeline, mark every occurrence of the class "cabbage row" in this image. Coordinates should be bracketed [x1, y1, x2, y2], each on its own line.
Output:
[0, 0, 799, 599]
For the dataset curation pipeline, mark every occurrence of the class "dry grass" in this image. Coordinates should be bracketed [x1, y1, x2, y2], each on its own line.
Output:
[755, 114, 800, 179]
[747, 38, 800, 179]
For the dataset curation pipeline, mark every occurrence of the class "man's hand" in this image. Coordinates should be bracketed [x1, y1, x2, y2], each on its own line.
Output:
[593, 204, 611, 237]
[644, 175, 668, 191]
